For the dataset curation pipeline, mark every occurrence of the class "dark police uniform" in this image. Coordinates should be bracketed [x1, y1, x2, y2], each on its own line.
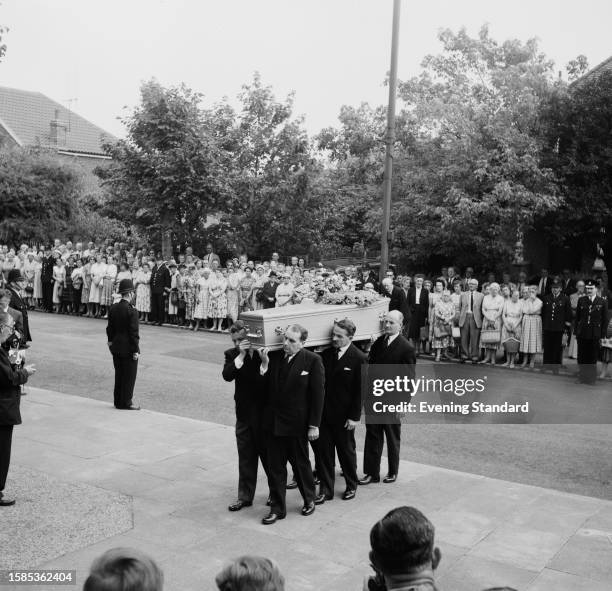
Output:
[106, 285, 140, 409]
[541, 286, 572, 369]
[575, 288, 608, 384]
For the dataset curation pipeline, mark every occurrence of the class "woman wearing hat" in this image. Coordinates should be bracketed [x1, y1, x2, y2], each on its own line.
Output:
[106, 279, 140, 410]
[0, 308, 36, 506]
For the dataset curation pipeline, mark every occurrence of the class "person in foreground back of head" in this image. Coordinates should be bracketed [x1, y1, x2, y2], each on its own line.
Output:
[364, 506, 441, 591]
[215, 555, 284, 591]
[83, 547, 163, 591]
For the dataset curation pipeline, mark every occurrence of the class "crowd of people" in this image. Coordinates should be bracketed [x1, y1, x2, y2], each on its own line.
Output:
[1, 239, 610, 381]
[80, 506, 518, 591]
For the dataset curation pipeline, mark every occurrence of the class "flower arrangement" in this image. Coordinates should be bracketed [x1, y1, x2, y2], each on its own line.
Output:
[318, 289, 385, 307]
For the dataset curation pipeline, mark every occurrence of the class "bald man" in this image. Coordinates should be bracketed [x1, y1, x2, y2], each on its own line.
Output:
[359, 310, 416, 485]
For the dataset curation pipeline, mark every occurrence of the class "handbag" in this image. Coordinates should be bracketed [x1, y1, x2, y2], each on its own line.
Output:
[433, 323, 450, 338]
[170, 290, 179, 306]
[451, 326, 460, 338]
[480, 329, 499, 344]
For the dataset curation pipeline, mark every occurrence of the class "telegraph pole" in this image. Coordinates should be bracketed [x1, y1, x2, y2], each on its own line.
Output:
[379, 0, 401, 283]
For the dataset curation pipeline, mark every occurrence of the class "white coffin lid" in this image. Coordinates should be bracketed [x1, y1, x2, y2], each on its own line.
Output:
[240, 299, 389, 321]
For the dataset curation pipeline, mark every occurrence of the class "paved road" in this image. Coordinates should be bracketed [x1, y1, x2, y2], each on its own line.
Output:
[24, 311, 612, 500]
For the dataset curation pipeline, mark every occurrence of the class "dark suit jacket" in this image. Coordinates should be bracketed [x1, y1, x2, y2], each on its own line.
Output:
[222, 348, 267, 425]
[562, 278, 576, 296]
[106, 299, 140, 357]
[41, 256, 54, 283]
[320, 343, 366, 424]
[7, 285, 31, 342]
[261, 280, 278, 307]
[265, 348, 325, 437]
[151, 263, 171, 295]
[0, 347, 28, 426]
[407, 286, 429, 311]
[542, 293, 572, 332]
[575, 295, 609, 340]
[369, 333, 416, 377]
[530, 275, 553, 296]
[388, 286, 411, 324]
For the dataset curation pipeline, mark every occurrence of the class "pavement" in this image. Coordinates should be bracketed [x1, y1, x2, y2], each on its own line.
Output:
[2, 387, 612, 591]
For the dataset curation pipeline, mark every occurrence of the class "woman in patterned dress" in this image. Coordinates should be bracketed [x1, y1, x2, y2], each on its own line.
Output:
[501, 289, 523, 368]
[182, 264, 197, 329]
[193, 267, 212, 332]
[52, 257, 66, 313]
[252, 265, 267, 310]
[88, 253, 106, 318]
[208, 269, 228, 331]
[520, 285, 543, 369]
[100, 256, 118, 317]
[568, 280, 585, 359]
[71, 258, 84, 315]
[239, 267, 256, 313]
[226, 267, 241, 324]
[134, 262, 152, 323]
[428, 279, 445, 341]
[480, 282, 505, 365]
[432, 290, 455, 362]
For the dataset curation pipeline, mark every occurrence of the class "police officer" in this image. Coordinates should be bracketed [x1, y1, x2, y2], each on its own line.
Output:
[575, 279, 609, 384]
[541, 279, 572, 373]
[106, 279, 141, 409]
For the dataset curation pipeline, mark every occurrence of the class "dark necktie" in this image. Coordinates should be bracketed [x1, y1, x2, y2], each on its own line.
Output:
[470, 292, 474, 312]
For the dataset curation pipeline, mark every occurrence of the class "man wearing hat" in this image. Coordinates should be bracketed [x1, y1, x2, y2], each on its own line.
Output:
[575, 279, 609, 384]
[260, 271, 279, 309]
[5, 270, 32, 346]
[541, 278, 572, 373]
[106, 279, 141, 410]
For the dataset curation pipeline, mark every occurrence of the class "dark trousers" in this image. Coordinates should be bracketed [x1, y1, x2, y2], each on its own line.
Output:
[315, 420, 358, 495]
[42, 282, 53, 311]
[112, 355, 138, 408]
[0, 425, 14, 492]
[460, 315, 481, 361]
[363, 422, 401, 478]
[266, 434, 315, 516]
[150, 293, 165, 324]
[577, 338, 599, 384]
[236, 419, 269, 502]
[543, 330, 564, 367]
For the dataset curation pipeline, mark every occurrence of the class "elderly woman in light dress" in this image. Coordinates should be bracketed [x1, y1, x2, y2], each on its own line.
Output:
[520, 285, 542, 368]
[208, 269, 228, 331]
[193, 267, 212, 332]
[275, 273, 295, 307]
[501, 288, 523, 368]
[432, 289, 455, 362]
[479, 282, 505, 365]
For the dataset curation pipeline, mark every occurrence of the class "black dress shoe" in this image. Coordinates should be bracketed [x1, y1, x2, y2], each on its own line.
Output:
[286, 479, 298, 490]
[358, 475, 380, 485]
[383, 474, 397, 483]
[301, 502, 315, 516]
[228, 500, 252, 511]
[342, 489, 356, 501]
[0, 494, 15, 506]
[262, 512, 285, 525]
[314, 493, 333, 505]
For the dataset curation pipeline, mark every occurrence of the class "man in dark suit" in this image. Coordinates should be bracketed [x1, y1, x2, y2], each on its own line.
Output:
[561, 269, 576, 296]
[222, 321, 269, 512]
[106, 279, 140, 410]
[382, 277, 411, 329]
[41, 250, 55, 312]
[259, 324, 325, 524]
[260, 271, 279, 309]
[360, 310, 416, 486]
[150, 257, 171, 325]
[541, 279, 572, 373]
[407, 275, 429, 353]
[575, 279, 609, 384]
[314, 319, 366, 504]
[0, 317, 36, 506]
[531, 268, 552, 297]
[5, 270, 31, 346]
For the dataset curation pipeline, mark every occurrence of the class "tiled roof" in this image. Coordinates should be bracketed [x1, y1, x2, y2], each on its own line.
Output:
[570, 56, 612, 89]
[0, 86, 116, 156]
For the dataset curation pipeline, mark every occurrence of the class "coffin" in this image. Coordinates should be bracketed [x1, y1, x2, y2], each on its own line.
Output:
[239, 299, 390, 350]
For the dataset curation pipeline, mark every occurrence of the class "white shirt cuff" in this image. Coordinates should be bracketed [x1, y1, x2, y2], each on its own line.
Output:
[234, 356, 244, 369]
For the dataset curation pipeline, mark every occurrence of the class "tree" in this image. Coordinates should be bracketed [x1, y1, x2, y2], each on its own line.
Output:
[0, 148, 81, 245]
[540, 67, 612, 276]
[98, 80, 228, 259]
[216, 73, 327, 257]
[386, 26, 561, 269]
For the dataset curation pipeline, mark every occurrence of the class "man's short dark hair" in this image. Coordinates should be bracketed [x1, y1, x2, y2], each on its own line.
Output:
[369, 506, 435, 575]
[230, 320, 247, 336]
[334, 318, 356, 338]
[83, 547, 163, 591]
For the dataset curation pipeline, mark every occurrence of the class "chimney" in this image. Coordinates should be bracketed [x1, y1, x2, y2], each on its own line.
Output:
[50, 109, 67, 146]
